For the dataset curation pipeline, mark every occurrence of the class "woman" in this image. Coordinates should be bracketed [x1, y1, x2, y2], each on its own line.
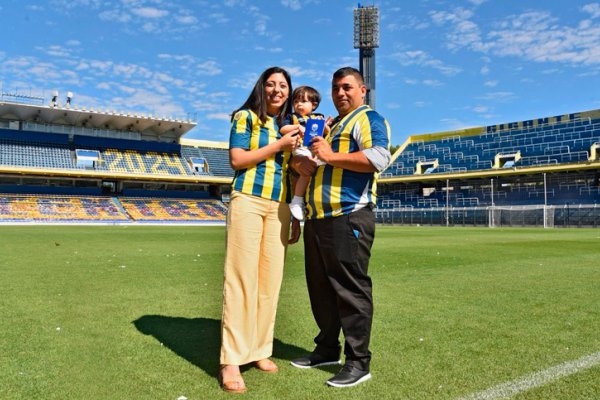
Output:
[219, 66, 302, 393]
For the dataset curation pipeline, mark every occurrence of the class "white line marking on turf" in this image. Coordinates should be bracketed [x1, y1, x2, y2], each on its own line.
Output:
[457, 351, 600, 400]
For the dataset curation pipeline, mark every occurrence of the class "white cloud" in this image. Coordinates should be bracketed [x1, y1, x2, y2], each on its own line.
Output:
[197, 60, 222, 76]
[440, 117, 471, 130]
[480, 65, 490, 75]
[423, 79, 443, 87]
[281, 0, 302, 11]
[206, 112, 231, 121]
[112, 88, 185, 116]
[131, 7, 169, 19]
[582, 3, 600, 19]
[158, 53, 196, 64]
[228, 75, 258, 90]
[392, 49, 462, 76]
[473, 105, 488, 113]
[177, 15, 197, 24]
[477, 91, 515, 101]
[255, 46, 283, 53]
[142, 22, 158, 32]
[433, 6, 600, 65]
[37, 45, 72, 58]
[99, 10, 131, 23]
[484, 80, 498, 87]
[283, 65, 330, 81]
[209, 13, 229, 24]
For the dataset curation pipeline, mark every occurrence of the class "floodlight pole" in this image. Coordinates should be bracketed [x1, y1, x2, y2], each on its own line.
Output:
[354, 5, 379, 109]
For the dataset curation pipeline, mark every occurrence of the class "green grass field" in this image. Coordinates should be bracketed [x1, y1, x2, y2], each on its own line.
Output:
[1, 225, 599, 399]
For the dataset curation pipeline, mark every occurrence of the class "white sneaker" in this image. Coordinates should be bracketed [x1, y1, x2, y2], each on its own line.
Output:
[289, 196, 305, 221]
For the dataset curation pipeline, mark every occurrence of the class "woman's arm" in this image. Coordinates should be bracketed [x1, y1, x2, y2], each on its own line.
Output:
[230, 133, 299, 170]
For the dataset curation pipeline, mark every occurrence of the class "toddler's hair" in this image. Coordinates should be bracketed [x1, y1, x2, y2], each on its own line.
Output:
[292, 86, 321, 109]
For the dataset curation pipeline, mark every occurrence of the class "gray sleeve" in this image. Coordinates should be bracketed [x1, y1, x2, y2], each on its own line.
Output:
[362, 146, 391, 173]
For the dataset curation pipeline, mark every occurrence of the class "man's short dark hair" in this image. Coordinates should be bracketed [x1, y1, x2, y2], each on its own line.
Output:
[332, 67, 364, 85]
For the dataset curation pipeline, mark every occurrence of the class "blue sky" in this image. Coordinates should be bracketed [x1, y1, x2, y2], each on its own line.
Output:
[1, 0, 599, 145]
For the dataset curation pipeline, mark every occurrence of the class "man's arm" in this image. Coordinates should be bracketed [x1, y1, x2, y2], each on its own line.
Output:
[310, 136, 377, 173]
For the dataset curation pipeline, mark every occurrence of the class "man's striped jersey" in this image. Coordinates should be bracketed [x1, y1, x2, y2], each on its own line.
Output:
[305, 105, 391, 219]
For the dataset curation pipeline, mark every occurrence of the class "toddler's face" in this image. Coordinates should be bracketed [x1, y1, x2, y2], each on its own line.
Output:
[293, 95, 315, 117]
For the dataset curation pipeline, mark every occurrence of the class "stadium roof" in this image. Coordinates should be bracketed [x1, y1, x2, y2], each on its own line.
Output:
[0, 100, 196, 142]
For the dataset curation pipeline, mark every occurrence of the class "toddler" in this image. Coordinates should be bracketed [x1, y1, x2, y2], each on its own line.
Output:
[280, 86, 329, 220]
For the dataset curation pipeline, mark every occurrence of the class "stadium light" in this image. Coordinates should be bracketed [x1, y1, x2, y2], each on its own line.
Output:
[51, 90, 58, 107]
[353, 5, 379, 49]
[353, 4, 379, 109]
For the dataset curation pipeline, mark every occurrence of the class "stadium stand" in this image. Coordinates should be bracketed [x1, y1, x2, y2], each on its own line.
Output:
[0, 194, 129, 222]
[377, 109, 600, 226]
[2, 91, 599, 226]
[0, 194, 227, 223]
[384, 111, 600, 177]
[0, 126, 232, 178]
[120, 198, 227, 222]
[0, 94, 231, 224]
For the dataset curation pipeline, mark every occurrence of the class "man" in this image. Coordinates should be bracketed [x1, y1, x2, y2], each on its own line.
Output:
[290, 67, 391, 388]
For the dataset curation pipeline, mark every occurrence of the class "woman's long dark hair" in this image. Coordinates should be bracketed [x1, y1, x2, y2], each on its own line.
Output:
[231, 66, 293, 126]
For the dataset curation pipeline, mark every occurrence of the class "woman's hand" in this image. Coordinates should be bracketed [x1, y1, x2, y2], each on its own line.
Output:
[288, 218, 301, 244]
[278, 130, 300, 152]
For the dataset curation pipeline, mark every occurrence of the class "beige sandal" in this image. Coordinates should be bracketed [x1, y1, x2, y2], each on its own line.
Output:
[218, 365, 247, 393]
[255, 358, 279, 373]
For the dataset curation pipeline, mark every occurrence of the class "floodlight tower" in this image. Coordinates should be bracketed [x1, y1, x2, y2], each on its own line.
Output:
[354, 4, 379, 109]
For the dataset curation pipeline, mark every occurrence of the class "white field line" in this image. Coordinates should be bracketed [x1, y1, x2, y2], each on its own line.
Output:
[457, 351, 600, 400]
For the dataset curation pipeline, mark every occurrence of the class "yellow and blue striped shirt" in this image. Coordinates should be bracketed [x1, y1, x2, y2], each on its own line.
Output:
[306, 105, 391, 219]
[229, 109, 292, 203]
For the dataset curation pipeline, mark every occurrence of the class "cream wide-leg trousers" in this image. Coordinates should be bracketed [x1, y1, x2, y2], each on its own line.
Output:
[220, 191, 291, 365]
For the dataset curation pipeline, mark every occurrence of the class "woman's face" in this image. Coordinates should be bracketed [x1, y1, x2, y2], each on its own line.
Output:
[264, 73, 289, 115]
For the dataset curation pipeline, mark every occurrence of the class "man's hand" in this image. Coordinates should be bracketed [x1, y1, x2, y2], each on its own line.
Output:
[288, 218, 301, 244]
[310, 136, 333, 164]
[291, 155, 317, 176]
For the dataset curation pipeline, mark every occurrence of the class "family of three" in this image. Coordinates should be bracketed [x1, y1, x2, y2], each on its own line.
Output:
[219, 66, 391, 393]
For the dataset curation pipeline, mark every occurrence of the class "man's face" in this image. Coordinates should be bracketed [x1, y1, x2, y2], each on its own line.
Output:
[331, 74, 366, 117]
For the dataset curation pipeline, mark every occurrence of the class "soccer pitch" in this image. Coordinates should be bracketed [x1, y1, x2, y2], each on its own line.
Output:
[1, 225, 599, 399]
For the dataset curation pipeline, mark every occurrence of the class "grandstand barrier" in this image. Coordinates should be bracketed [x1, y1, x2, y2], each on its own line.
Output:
[375, 204, 600, 228]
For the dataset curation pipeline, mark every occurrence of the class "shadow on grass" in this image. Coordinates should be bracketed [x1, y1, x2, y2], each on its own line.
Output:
[133, 315, 309, 378]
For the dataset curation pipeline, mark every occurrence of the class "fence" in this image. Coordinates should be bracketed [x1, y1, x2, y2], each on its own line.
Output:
[375, 204, 600, 228]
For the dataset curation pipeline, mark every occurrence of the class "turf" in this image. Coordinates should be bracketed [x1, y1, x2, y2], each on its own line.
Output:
[1, 225, 599, 399]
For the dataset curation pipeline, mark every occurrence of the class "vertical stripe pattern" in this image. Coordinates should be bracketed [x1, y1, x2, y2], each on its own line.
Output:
[229, 109, 291, 203]
[306, 105, 391, 219]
